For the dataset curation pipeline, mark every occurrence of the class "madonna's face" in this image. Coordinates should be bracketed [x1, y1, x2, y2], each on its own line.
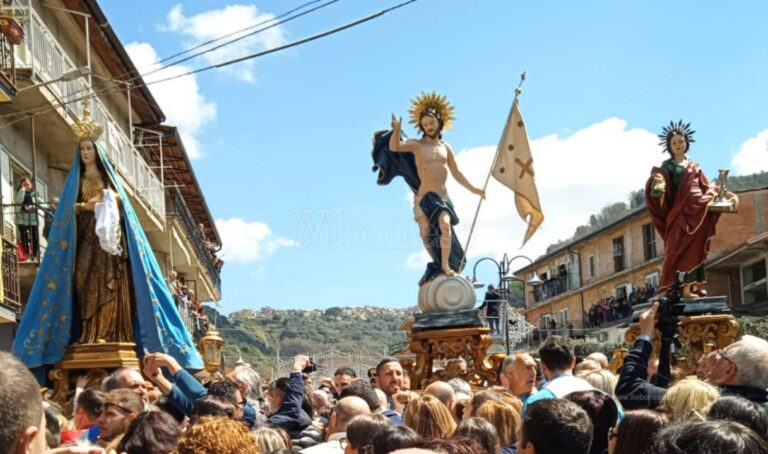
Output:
[80, 140, 96, 165]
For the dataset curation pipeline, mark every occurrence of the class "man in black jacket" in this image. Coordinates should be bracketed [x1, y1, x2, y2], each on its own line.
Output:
[479, 285, 501, 334]
[617, 301, 768, 413]
[616, 301, 666, 410]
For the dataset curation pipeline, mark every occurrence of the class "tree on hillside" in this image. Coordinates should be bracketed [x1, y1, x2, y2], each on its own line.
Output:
[727, 171, 768, 191]
[325, 307, 343, 318]
[629, 188, 645, 209]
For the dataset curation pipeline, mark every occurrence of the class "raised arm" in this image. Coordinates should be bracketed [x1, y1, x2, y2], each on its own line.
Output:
[447, 144, 485, 197]
[389, 114, 416, 152]
[616, 302, 667, 409]
[267, 355, 309, 429]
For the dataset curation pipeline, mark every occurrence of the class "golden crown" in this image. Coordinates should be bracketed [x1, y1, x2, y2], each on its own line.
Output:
[408, 91, 455, 131]
[71, 101, 104, 142]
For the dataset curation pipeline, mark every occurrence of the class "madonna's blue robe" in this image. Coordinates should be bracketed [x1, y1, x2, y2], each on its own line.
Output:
[13, 144, 202, 379]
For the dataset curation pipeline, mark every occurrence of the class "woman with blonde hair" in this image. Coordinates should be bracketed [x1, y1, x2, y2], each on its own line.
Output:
[176, 416, 260, 454]
[578, 368, 619, 398]
[251, 426, 291, 453]
[497, 391, 523, 416]
[474, 400, 520, 448]
[403, 394, 456, 438]
[659, 377, 720, 422]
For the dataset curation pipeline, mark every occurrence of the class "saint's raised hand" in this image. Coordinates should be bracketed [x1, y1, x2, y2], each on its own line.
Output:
[391, 114, 402, 130]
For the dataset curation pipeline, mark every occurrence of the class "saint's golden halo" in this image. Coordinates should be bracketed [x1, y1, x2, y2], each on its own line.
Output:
[408, 91, 455, 131]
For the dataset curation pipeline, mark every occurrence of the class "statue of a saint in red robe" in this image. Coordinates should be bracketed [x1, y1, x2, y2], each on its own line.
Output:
[644, 121, 738, 298]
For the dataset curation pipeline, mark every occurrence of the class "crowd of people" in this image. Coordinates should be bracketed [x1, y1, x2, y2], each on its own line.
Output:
[585, 297, 631, 328]
[1, 300, 768, 454]
[532, 274, 569, 303]
[585, 283, 658, 329]
[167, 271, 209, 338]
[198, 223, 224, 273]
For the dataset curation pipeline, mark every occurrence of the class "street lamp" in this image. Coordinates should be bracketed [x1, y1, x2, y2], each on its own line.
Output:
[472, 254, 542, 289]
[223, 344, 249, 368]
[471, 254, 541, 354]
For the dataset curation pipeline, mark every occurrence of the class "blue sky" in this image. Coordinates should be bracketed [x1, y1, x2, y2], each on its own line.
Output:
[101, 0, 768, 313]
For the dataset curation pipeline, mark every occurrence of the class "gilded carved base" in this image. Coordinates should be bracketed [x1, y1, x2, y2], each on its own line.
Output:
[608, 348, 628, 374]
[624, 314, 739, 377]
[403, 326, 502, 389]
[49, 342, 140, 404]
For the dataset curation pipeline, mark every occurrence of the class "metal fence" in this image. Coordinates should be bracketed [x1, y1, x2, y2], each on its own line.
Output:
[276, 350, 384, 381]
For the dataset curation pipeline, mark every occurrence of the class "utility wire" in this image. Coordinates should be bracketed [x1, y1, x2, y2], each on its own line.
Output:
[152, 0, 339, 77]
[144, 0, 419, 86]
[156, 0, 327, 66]
[0, 0, 420, 129]
[0, 0, 343, 122]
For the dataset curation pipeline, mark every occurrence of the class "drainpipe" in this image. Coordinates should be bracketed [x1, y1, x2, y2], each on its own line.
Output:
[568, 247, 585, 335]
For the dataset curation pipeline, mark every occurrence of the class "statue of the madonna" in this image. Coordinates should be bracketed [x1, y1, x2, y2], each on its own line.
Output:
[74, 138, 132, 343]
[13, 105, 203, 376]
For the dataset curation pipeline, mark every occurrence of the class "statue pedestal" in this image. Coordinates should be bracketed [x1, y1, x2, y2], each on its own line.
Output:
[418, 274, 476, 313]
[419, 274, 477, 313]
[413, 309, 483, 331]
[403, 326, 503, 389]
[625, 312, 739, 377]
[49, 342, 140, 404]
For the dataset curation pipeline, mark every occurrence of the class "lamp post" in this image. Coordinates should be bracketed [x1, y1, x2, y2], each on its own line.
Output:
[472, 254, 542, 354]
[223, 344, 249, 368]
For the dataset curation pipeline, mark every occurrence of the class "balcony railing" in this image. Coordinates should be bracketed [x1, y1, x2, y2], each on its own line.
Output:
[11, 4, 165, 219]
[2, 236, 20, 312]
[0, 21, 17, 89]
[532, 275, 575, 304]
[169, 187, 221, 295]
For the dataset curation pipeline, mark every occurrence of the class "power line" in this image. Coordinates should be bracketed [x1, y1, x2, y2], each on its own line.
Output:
[150, 0, 341, 77]
[0, 0, 343, 122]
[0, 0, 420, 129]
[144, 0, 419, 86]
[156, 0, 327, 66]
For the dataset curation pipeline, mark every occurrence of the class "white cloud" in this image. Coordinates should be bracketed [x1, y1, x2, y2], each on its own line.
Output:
[164, 4, 286, 83]
[731, 129, 768, 175]
[405, 250, 431, 271]
[403, 118, 661, 268]
[126, 42, 216, 159]
[215, 217, 297, 264]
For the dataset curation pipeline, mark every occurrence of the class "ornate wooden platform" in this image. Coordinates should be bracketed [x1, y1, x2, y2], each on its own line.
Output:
[624, 313, 739, 376]
[48, 342, 140, 403]
[402, 326, 503, 389]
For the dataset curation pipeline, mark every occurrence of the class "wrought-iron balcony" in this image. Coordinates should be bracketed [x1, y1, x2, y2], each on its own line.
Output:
[1, 235, 20, 315]
[0, 13, 18, 102]
[169, 187, 221, 295]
